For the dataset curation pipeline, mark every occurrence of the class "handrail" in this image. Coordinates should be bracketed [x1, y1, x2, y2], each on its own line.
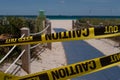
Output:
[4, 19, 50, 74]
[30, 43, 41, 49]
[5, 49, 25, 73]
[30, 23, 50, 35]
[0, 34, 25, 64]
[30, 43, 46, 49]
[0, 46, 16, 64]
[30, 21, 50, 49]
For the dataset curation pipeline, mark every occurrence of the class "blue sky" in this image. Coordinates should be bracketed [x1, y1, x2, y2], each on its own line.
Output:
[0, 0, 120, 15]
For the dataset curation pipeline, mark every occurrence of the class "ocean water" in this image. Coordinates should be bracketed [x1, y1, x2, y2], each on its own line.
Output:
[1, 15, 120, 19]
[46, 15, 120, 20]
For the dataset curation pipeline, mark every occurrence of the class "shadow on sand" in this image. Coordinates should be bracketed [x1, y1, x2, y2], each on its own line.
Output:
[53, 28, 120, 80]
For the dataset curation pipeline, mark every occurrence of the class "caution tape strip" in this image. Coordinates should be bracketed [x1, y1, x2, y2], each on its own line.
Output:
[0, 25, 120, 46]
[0, 71, 18, 80]
[12, 52, 120, 80]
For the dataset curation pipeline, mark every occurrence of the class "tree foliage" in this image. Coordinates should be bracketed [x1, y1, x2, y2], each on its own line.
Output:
[0, 16, 36, 60]
[76, 18, 120, 43]
[75, 18, 120, 29]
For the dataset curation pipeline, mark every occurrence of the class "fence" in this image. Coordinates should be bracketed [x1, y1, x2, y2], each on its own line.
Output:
[72, 20, 120, 48]
[0, 19, 52, 75]
[21, 19, 52, 73]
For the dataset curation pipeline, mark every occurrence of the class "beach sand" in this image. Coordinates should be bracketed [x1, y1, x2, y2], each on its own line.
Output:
[85, 39, 120, 55]
[20, 20, 120, 76]
[20, 20, 72, 75]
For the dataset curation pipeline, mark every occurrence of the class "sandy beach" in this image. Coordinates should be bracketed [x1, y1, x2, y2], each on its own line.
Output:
[20, 20, 72, 75]
[19, 20, 120, 80]
[85, 39, 120, 55]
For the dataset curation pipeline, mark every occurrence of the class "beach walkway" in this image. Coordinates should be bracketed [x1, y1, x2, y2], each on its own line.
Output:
[30, 20, 72, 73]
[62, 39, 120, 80]
[52, 20, 120, 80]
[20, 20, 72, 76]
[20, 20, 120, 80]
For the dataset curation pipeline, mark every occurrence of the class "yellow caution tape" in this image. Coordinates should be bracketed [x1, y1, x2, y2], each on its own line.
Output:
[0, 25, 120, 46]
[0, 71, 18, 80]
[13, 52, 120, 80]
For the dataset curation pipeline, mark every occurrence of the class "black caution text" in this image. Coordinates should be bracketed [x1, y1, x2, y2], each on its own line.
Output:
[51, 60, 96, 80]
[45, 29, 89, 41]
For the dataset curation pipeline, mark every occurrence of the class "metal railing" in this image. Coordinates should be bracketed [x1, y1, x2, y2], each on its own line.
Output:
[0, 19, 51, 75]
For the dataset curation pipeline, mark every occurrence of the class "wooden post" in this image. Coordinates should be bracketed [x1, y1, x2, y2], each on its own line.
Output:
[45, 19, 52, 50]
[21, 27, 31, 74]
[72, 20, 75, 29]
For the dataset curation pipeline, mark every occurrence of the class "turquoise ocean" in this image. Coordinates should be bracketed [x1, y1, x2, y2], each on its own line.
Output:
[1, 15, 120, 19]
